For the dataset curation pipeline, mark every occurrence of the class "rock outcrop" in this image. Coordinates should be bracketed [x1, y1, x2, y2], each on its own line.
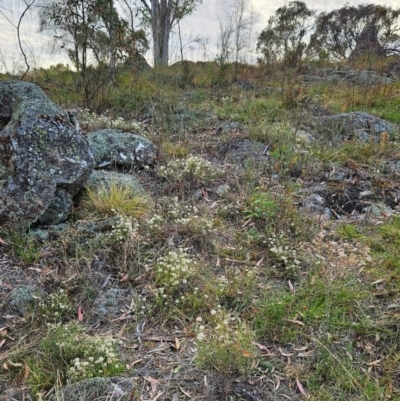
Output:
[0, 81, 94, 227]
[87, 129, 156, 169]
[315, 112, 395, 142]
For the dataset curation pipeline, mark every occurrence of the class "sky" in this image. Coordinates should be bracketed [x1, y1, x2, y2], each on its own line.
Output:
[0, 0, 398, 72]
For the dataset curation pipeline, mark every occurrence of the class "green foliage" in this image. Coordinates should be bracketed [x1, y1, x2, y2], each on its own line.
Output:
[257, 1, 315, 66]
[310, 4, 400, 61]
[368, 216, 400, 275]
[216, 95, 283, 124]
[15, 323, 125, 396]
[195, 311, 258, 374]
[6, 231, 42, 265]
[244, 191, 277, 221]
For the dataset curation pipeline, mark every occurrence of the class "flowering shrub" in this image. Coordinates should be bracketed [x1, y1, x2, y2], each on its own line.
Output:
[78, 108, 145, 133]
[46, 322, 124, 382]
[155, 248, 195, 291]
[38, 289, 73, 324]
[194, 311, 257, 374]
[104, 211, 139, 244]
[265, 230, 302, 273]
[147, 197, 214, 237]
[151, 247, 198, 309]
[158, 154, 224, 185]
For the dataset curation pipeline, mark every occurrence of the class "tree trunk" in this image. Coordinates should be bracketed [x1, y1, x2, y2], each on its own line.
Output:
[151, 0, 172, 66]
[108, 0, 115, 78]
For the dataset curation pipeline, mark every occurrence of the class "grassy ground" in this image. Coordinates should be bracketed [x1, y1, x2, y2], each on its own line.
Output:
[0, 60, 400, 400]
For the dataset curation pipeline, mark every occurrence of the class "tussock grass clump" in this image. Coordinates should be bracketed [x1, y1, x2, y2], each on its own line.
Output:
[82, 181, 154, 219]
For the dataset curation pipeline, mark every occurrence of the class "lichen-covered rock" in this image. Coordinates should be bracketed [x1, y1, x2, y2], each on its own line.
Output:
[316, 112, 396, 142]
[0, 386, 33, 401]
[224, 139, 268, 166]
[1, 285, 42, 316]
[85, 170, 145, 194]
[94, 288, 134, 318]
[38, 188, 73, 226]
[320, 66, 394, 85]
[0, 81, 94, 227]
[49, 377, 136, 401]
[87, 129, 156, 168]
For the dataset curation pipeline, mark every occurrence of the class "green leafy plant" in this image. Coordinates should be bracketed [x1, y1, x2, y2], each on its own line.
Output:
[244, 191, 277, 221]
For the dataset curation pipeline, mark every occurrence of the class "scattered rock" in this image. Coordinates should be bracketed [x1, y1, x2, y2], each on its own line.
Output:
[233, 79, 255, 90]
[0, 386, 33, 401]
[318, 65, 394, 85]
[315, 112, 395, 142]
[301, 193, 332, 221]
[0, 81, 94, 227]
[365, 202, 394, 217]
[29, 223, 69, 241]
[93, 288, 134, 318]
[87, 129, 156, 169]
[49, 377, 136, 401]
[294, 129, 315, 143]
[387, 60, 400, 79]
[1, 285, 42, 316]
[224, 139, 268, 166]
[75, 216, 120, 234]
[299, 74, 325, 83]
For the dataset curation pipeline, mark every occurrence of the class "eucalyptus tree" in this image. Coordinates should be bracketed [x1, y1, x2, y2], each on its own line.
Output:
[39, 0, 146, 72]
[310, 4, 400, 61]
[38, 0, 103, 74]
[257, 1, 315, 67]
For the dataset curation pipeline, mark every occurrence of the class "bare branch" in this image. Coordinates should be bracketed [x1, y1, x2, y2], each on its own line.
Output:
[18, 0, 36, 80]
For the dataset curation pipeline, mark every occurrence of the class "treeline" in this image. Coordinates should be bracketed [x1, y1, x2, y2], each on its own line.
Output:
[257, 1, 400, 67]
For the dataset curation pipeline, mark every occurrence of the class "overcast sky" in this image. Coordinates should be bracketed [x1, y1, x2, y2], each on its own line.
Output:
[0, 0, 398, 71]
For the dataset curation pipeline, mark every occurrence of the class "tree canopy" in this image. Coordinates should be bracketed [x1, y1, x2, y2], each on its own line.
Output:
[257, 1, 315, 67]
[309, 4, 400, 61]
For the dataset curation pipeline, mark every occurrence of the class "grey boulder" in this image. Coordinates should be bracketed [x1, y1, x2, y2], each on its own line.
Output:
[87, 129, 156, 168]
[0, 81, 94, 227]
[316, 112, 396, 142]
